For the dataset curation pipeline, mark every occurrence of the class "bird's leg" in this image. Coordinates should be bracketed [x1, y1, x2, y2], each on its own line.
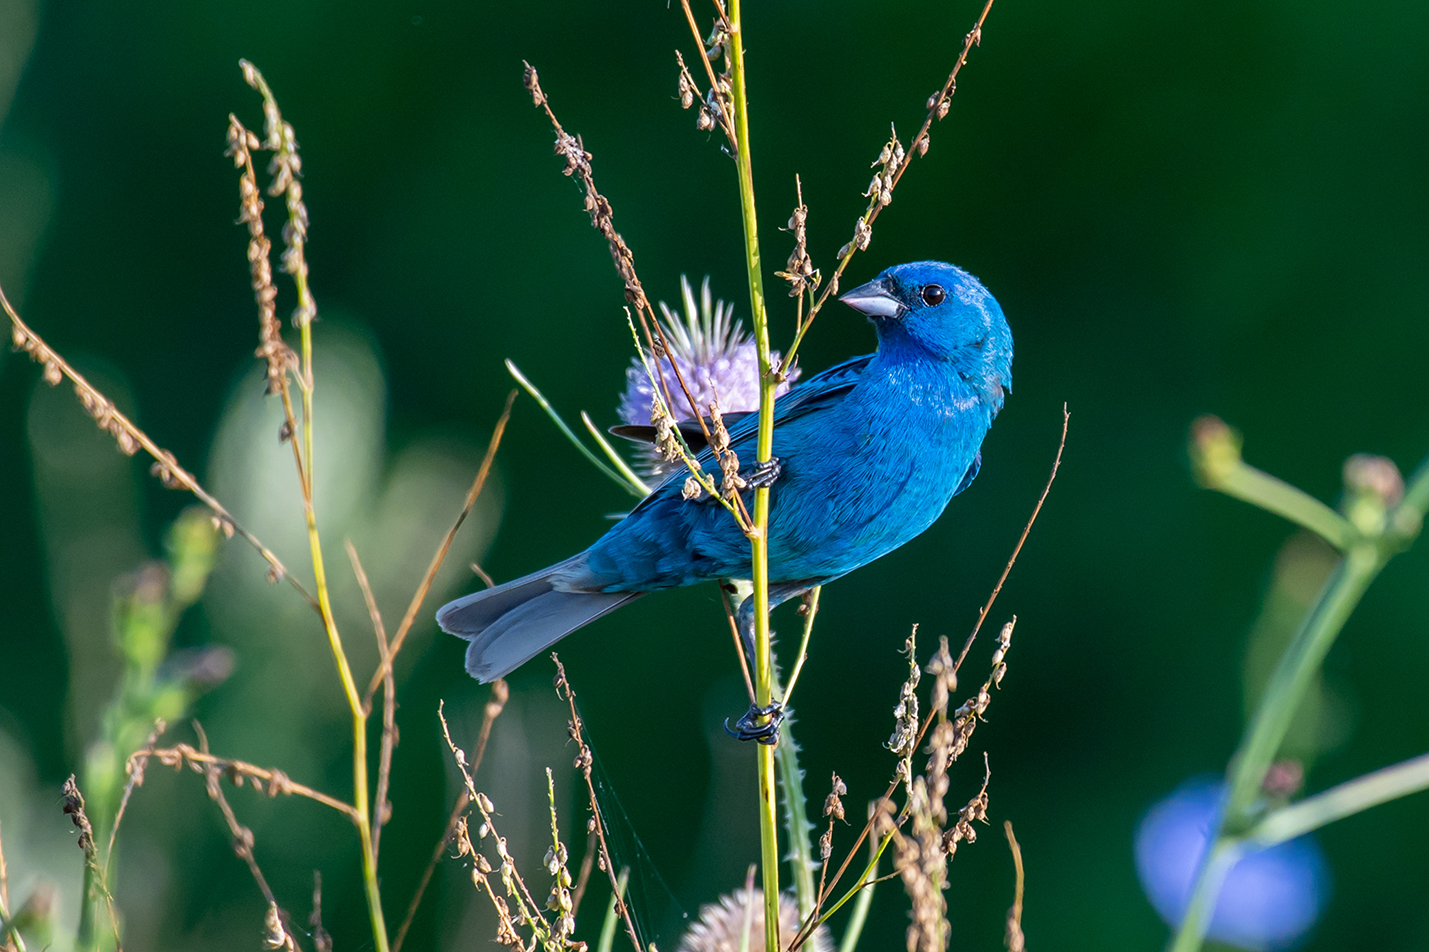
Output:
[725, 703, 786, 745]
[743, 456, 783, 490]
[698, 456, 783, 506]
[723, 581, 813, 745]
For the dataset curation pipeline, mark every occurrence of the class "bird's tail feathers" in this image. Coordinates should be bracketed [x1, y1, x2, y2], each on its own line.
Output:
[436, 558, 641, 682]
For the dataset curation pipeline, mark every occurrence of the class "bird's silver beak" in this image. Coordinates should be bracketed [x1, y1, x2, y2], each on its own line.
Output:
[839, 279, 903, 319]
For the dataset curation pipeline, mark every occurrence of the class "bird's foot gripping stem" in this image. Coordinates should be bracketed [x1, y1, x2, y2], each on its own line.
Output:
[744, 456, 783, 490]
[724, 702, 785, 745]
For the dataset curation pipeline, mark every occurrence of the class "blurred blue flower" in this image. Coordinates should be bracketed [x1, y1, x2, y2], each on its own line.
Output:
[619, 276, 799, 447]
[1136, 778, 1329, 950]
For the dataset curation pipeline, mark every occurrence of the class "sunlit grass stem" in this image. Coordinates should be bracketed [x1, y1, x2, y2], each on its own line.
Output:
[294, 317, 391, 952]
[724, 1, 782, 948]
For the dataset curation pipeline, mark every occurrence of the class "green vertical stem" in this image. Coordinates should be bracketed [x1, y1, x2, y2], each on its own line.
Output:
[296, 319, 390, 952]
[774, 708, 816, 919]
[1224, 546, 1381, 824]
[1170, 542, 1384, 952]
[726, 0, 780, 949]
[835, 846, 878, 952]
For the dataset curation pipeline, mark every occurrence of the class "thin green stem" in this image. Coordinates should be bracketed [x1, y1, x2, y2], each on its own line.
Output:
[835, 842, 877, 952]
[596, 868, 629, 952]
[814, 834, 892, 930]
[775, 709, 816, 919]
[1213, 465, 1355, 550]
[77, 861, 95, 950]
[1170, 547, 1380, 952]
[725, 0, 781, 947]
[297, 319, 390, 952]
[506, 359, 645, 497]
[1171, 440, 1429, 952]
[780, 587, 820, 706]
[0, 908, 27, 952]
[1248, 751, 1429, 848]
[1168, 839, 1243, 952]
[1398, 452, 1429, 531]
[1224, 544, 1382, 824]
[582, 412, 653, 495]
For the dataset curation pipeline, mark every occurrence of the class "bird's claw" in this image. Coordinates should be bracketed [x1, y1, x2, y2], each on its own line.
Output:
[724, 702, 785, 745]
[745, 456, 783, 491]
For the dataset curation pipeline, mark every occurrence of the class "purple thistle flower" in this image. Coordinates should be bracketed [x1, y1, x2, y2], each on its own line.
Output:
[619, 276, 799, 474]
[1136, 778, 1329, 950]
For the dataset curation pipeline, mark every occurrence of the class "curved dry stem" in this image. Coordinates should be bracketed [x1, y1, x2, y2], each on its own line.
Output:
[780, 0, 998, 371]
[364, 389, 517, 703]
[2, 286, 314, 608]
[393, 680, 509, 952]
[127, 740, 361, 824]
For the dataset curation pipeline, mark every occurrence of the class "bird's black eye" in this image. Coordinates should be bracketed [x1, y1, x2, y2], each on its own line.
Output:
[920, 284, 946, 307]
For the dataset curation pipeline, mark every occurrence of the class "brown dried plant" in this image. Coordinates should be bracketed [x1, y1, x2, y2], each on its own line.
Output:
[439, 704, 592, 952]
[3, 289, 310, 605]
[520, 62, 753, 531]
[60, 776, 121, 950]
[775, 0, 1000, 372]
[393, 680, 509, 952]
[785, 408, 1066, 952]
[4, 59, 519, 952]
[553, 656, 645, 951]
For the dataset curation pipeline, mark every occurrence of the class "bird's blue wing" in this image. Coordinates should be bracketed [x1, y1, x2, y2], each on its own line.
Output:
[621, 353, 875, 514]
[609, 353, 874, 456]
[715, 353, 874, 452]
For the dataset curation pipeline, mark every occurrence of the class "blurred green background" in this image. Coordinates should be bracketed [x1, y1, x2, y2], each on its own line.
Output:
[2, 0, 1428, 949]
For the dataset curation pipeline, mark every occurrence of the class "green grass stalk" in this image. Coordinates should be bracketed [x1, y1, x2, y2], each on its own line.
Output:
[296, 318, 390, 952]
[724, 0, 782, 946]
[835, 845, 877, 952]
[596, 868, 629, 952]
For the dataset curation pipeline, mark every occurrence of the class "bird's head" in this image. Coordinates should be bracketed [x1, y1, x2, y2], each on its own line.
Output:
[840, 260, 1013, 408]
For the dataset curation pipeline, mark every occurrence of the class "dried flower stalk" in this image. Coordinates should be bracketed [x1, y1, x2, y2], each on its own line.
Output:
[123, 734, 361, 823]
[1004, 822, 1026, 952]
[779, 0, 1000, 371]
[521, 62, 756, 531]
[553, 655, 645, 951]
[364, 389, 517, 701]
[440, 704, 587, 951]
[394, 680, 509, 952]
[346, 541, 398, 863]
[61, 776, 122, 950]
[2, 286, 312, 606]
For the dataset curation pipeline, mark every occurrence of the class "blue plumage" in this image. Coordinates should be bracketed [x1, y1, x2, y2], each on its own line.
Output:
[438, 261, 1013, 682]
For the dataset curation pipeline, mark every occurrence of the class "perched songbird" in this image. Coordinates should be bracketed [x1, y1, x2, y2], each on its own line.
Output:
[438, 261, 1014, 699]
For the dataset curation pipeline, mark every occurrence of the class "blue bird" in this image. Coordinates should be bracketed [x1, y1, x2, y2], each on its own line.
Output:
[438, 261, 1013, 697]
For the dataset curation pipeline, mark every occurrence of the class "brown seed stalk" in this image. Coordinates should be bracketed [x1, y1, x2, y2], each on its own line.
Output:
[2, 286, 314, 608]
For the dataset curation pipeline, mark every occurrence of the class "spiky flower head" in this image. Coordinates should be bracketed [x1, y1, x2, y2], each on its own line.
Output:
[619, 276, 799, 433]
[675, 889, 832, 952]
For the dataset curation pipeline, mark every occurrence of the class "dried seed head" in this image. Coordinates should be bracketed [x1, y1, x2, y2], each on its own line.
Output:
[886, 628, 922, 762]
[853, 217, 873, 251]
[522, 61, 546, 107]
[823, 772, 848, 821]
[262, 903, 298, 951]
[676, 52, 698, 110]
